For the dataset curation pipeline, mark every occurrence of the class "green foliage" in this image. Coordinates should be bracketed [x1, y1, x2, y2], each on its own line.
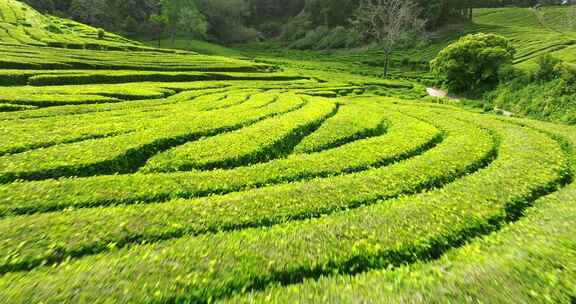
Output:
[289, 26, 330, 49]
[0, 93, 121, 107]
[0, 102, 438, 217]
[144, 38, 243, 56]
[1, 4, 576, 303]
[293, 102, 384, 153]
[533, 53, 562, 81]
[18, 0, 491, 46]
[224, 116, 576, 304]
[1, 106, 572, 303]
[316, 26, 361, 49]
[0, 0, 144, 50]
[151, 0, 208, 43]
[488, 75, 576, 125]
[497, 64, 526, 84]
[280, 15, 312, 42]
[0, 103, 37, 112]
[199, 0, 258, 43]
[485, 51, 576, 125]
[142, 97, 337, 171]
[431, 33, 516, 93]
[0, 108, 493, 278]
[554, 62, 576, 83]
[0, 93, 306, 183]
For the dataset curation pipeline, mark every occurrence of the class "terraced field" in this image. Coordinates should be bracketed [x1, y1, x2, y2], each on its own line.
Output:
[243, 6, 576, 84]
[472, 7, 576, 69]
[1, 1, 575, 303]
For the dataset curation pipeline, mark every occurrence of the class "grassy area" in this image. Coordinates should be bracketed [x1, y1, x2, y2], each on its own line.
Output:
[144, 38, 245, 57]
[0, 0, 141, 50]
[472, 7, 576, 69]
[0, 1, 575, 303]
[232, 6, 576, 81]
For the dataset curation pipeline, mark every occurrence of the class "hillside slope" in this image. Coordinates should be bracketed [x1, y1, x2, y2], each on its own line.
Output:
[395, 6, 576, 68]
[0, 2, 575, 304]
[472, 7, 576, 68]
[0, 0, 280, 74]
[239, 6, 576, 82]
[0, 0, 140, 49]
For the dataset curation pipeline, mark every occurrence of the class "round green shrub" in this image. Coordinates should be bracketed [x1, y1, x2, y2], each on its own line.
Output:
[534, 53, 561, 81]
[431, 33, 516, 93]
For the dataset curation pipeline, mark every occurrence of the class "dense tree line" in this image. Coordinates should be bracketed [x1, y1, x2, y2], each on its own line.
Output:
[22, 0, 562, 44]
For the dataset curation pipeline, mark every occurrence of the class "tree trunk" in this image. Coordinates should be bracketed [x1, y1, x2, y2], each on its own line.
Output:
[171, 27, 176, 46]
[383, 52, 391, 78]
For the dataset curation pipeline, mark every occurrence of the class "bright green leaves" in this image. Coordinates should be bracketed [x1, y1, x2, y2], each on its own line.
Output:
[142, 96, 337, 172]
[431, 33, 516, 93]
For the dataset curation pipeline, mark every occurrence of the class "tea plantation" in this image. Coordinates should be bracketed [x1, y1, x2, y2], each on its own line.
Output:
[0, 0, 575, 303]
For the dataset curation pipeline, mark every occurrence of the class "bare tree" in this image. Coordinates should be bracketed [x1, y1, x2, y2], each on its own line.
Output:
[351, 0, 426, 78]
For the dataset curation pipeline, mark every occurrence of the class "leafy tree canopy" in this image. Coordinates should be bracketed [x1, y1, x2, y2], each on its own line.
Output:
[22, 0, 543, 44]
[431, 33, 516, 92]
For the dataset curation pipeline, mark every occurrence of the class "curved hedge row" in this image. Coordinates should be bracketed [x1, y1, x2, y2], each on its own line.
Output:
[142, 97, 337, 171]
[0, 105, 570, 302]
[0, 93, 303, 183]
[225, 112, 576, 304]
[1, 9, 575, 301]
[0, 104, 438, 217]
[0, 103, 36, 112]
[0, 106, 496, 273]
[0, 88, 261, 154]
[292, 101, 384, 154]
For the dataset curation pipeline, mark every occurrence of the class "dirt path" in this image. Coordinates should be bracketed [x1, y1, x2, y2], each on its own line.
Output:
[426, 87, 462, 101]
[495, 107, 515, 117]
[426, 87, 449, 98]
[426, 87, 515, 117]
